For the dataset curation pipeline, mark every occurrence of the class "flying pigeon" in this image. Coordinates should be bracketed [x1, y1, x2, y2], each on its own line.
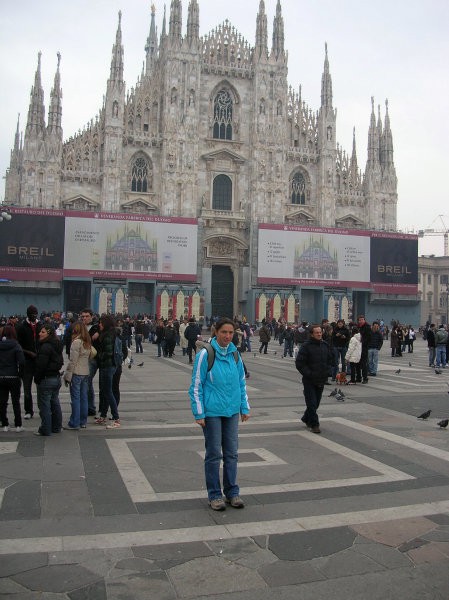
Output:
[437, 419, 449, 428]
[137, 362, 144, 367]
[417, 409, 432, 420]
[435, 369, 443, 375]
[395, 368, 401, 374]
[329, 388, 338, 397]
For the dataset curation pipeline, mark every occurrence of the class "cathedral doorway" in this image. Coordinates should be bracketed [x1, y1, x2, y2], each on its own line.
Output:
[211, 265, 234, 318]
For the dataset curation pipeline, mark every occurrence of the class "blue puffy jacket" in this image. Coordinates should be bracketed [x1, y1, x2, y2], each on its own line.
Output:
[189, 337, 250, 420]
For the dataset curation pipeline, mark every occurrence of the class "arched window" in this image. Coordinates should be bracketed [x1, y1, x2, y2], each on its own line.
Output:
[131, 155, 150, 193]
[212, 175, 232, 210]
[291, 172, 307, 205]
[213, 89, 233, 140]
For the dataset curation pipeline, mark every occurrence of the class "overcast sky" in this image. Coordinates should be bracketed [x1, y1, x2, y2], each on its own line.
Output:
[1, 0, 448, 254]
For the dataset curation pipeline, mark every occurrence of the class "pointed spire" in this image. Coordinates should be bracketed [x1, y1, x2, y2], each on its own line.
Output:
[350, 127, 358, 172]
[47, 52, 63, 136]
[14, 114, 21, 152]
[271, 0, 285, 61]
[26, 51, 46, 137]
[381, 99, 395, 167]
[169, 0, 182, 42]
[367, 96, 380, 167]
[187, 0, 199, 47]
[320, 43, 333, 111]
[109, 11, 124, 82]
[255, 0, 268, 60]
[145, 4, 159, 74]
[162, 4, 167, 37]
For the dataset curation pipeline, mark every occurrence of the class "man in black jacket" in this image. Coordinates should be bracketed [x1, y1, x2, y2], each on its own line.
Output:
[368, 321, 383, 376]
[16, 305, 42, 419]
[184, 318, 201, 364]
[295, 325, 334, 434]
[357, 315, 372, 384]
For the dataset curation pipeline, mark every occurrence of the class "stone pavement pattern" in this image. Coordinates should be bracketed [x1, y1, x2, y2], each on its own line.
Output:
[1, 338, 449, 599]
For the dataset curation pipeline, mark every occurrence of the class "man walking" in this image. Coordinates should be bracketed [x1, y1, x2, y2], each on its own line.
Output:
[295, 324, 334, 434]
[16, 305, 42, 419]
[368, 321, 383, 376]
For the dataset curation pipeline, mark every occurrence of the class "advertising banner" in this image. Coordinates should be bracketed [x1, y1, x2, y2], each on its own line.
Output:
[63, 211, 198, 281]
[258, 224, 418, 294]
[0, 208, 65, 281]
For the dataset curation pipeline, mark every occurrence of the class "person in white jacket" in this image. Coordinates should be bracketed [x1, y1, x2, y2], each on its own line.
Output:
[346, 327, 362, 385]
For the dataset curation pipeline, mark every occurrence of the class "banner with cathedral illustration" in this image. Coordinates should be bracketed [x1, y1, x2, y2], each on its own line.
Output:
[63, 211, 198, 281]
[257, 224, 418, 293]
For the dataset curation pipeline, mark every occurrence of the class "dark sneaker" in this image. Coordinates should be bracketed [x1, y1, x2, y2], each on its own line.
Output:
[209, 498, 226, 511]
[63, 425, 80, 431]
[225, 496, 245, 508]
[362, 379, 369, 384]
[311, 425, 321, 434]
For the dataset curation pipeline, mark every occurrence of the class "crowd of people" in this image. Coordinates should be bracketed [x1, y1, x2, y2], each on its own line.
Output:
[0, 306, 424, 512]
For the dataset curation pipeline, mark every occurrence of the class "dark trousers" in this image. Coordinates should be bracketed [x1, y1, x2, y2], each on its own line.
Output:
[135, 334, 143, 353]
[259, 341, 268, 354]
[187, 341, 196, 363]
[0, 377, 22, 427]
[360, 351, 369, 380]
[302, 379, 323, 428]
[112, 366, 122, 407]
[21, 358, 36, 416]
[350, 362, 361, 383]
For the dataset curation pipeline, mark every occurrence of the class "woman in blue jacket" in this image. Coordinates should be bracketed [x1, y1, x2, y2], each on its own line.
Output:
[189, 317, 250, 511]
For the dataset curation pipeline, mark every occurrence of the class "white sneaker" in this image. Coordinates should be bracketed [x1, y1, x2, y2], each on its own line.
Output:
[2, 426, 9, 432]
[16, 426, 24, 432]
[24, 414, 32, 420]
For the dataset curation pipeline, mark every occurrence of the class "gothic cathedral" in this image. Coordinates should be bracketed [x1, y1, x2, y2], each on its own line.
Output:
[3, 1, 399, 321]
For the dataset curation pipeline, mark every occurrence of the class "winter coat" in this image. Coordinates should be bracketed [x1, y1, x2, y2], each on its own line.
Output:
[34, 337, 64, 384]
[184, 322, 201, 343]
[65, 337, 91, 378]
[16, 319, 42, 359]
[0, 339, 25, 377]
[97, 330, 115, 369]
[295, 338, 334, 386]
[368, 330, 383, 350]
[332, 325, 350, 348]
[345, 333, 362, 364]
[258, 325, 271, 343]
[189, 337, 250, 420]
[179, 322, 188, 349]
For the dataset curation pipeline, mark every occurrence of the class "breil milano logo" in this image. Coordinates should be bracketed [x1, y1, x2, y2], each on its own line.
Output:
[7, 246, 55, 257]
[377, 265, 411, 274]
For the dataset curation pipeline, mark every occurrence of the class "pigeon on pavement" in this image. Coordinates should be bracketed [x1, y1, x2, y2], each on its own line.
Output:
[335, 393, 345, 402]
[417, 409, 432, 420]
[395, 368, 401, 374]
[329, 388, 338, 397]
[408, 362, 412, 367]
[437, 419, 449, 428]
[435, 369, 443, 375]
[338, 389, 346, 398]
[137, 362, 144, 367]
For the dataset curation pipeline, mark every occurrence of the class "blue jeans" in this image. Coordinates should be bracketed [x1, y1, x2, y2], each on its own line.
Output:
[428, 347, 436, 366]
[68, 374, 89, 428]
[302, 379, 323, 428]
[368, 348, 379, 375]
[135, 334, 143, 353]
[99, 366, 119, 420]
[203, 414, 240, 501]
[436, 346, 446, 368]
[36, 376, 62, 435]
[88, 359, 98, 413]
[283, 339, 293, 357]
[333, 347, 347, 378]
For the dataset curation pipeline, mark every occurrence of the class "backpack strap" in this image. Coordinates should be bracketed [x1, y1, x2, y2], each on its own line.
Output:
[195, 340, 239, 372]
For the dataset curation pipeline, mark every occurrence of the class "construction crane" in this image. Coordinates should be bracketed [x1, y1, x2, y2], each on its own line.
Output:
[418, 215, 449, 256]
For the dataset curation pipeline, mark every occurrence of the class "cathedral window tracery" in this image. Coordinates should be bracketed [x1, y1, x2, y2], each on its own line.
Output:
[213, 89, 233, 140]
[131, 155, 152, 193]
[212, 174, 232, 210]
[290, 171, 309, 205]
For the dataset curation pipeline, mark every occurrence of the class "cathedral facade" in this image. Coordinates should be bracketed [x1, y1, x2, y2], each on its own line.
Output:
[3, 1, 417, 323]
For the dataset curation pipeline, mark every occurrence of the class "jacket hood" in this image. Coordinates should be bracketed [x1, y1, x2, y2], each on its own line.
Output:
[0, 339, 19, 351]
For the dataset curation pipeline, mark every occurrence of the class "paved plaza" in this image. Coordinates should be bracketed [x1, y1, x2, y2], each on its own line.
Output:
[1, 338, 449, 599]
